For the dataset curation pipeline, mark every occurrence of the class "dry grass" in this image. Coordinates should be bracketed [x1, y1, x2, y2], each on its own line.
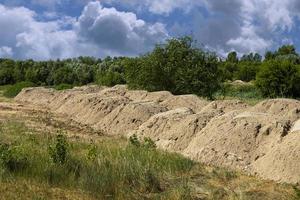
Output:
[0, 179, 95, 200]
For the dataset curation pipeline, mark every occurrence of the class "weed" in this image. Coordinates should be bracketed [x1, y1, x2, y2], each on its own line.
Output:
[48, 133, 69, 165]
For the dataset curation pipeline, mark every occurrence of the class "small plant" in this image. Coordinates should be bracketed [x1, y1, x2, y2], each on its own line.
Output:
[0, 143, 28, 172]
[129, 134, 156, 149]
[143, 137, 156, 149]
[54, 83, 73, 91]
[87, 144, 97, 161]
[129, 134, 141, 147]
[294, 186, 300, 199]
[48, 133, 69, 165]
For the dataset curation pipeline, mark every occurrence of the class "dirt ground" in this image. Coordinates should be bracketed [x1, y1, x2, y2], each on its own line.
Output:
[13, 85, 300, 184]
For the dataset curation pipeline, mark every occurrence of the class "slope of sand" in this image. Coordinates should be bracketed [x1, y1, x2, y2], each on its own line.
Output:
[15, 85, 300, 184]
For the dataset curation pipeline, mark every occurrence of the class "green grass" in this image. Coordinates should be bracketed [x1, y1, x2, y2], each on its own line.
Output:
[53, 84, 74, 91]
[215, 83, 264, 105]
[0, 121, 195, 199]
[2, 82, 35, 98]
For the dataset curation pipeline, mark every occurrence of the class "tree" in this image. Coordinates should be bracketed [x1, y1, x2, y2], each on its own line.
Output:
[241, 53, 262, 62]
[227, 51, 238, 63]
[235, 62, 259, 82]
[256, 60, 300, 97]
[125, 37, 221, 99]
[277, 45, 297, 56]
[265, 51, 275, 60]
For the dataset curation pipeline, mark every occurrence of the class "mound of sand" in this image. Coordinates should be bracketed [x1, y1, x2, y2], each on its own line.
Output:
[15, 87, 57, 106]
[130, 108, 216, 152]
[95, 101, 168, 135]
[15, 86, 300, 184]
[160, 95, 209, 113]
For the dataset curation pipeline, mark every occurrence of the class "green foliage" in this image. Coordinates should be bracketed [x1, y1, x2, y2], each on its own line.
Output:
[48, 134, 69, 165]
[3, 81, 35, 98]
[256, 60, 300, 98]
[0, 121, 195, 199]
[129, 134, 157, 149]
[217, 83, 262, 99]
[2, 41, 300, 100]
[226, 51, 238, 63]
[54, 83, 73, 91]
[277, 45, 297, 56]
[143, 137, 157, 149]
[95, 57, 126, 86]
[293, 186, 300, 199]
[0, 143, 29, 172]
[125, 37, 221, 99]
[234, 62, 260, 82]
[129, 134, 141, 147]
[240, 53, 262, 62]
[87, 144, 97, 161]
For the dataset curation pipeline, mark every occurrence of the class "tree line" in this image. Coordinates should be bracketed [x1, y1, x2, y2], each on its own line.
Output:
[0, 37, 300, 99]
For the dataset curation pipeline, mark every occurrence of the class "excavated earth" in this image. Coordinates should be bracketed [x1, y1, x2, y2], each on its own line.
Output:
[15, 85, 300, 184]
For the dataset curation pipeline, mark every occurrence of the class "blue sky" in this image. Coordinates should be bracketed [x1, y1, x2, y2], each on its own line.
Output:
[0, 0, 300, 60]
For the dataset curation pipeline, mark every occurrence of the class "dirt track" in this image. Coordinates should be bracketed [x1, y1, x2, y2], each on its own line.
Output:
[14, 85, 300, 184]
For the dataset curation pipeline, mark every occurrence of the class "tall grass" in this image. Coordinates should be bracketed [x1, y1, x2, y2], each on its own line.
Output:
[0, 122, 194, 199]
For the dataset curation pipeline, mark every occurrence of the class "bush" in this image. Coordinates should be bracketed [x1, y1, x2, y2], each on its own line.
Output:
[0, 143, 29, 172]
[256, 60, 300, 98]
[48, 134, 69, 165]
[3, 81, 35, 98]
[129, 134, 156, 149]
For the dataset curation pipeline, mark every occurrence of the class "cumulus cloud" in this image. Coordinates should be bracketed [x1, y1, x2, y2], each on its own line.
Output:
[102, 0, 203, 15]
[0, 46, 13, 58]
[0, 2, 168, 60]
[1, 0, 300, 59]
[188, 0, 300, 55]
[76, 2, 168, 55]
[110, 0, 300, 55]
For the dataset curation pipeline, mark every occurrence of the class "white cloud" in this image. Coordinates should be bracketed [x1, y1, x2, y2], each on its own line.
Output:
[76, 1, 168, 55]
[102, 0, 203, 15]
[0, 46, 13, 58]
[0, 2, 168, 60]
[1, 0, 300, 59]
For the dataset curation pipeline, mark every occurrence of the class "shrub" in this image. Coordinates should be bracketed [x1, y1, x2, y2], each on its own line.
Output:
[256, 60, 300, 98]
[0, 143, 29, 172]
[3, 81, 35, 98]
[48, 134, 69, 165]
[129, 134, 156, 149]
[129, 134, 141, 147]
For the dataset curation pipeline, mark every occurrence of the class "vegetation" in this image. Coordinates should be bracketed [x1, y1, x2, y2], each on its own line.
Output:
[1, 37, 300, 100]
[0, 118, 298, 200]
[256, 60, 300, 98]
[3, 82, 35, 98]
[215, 82, 263, 105]
[125, 37, 221, 99]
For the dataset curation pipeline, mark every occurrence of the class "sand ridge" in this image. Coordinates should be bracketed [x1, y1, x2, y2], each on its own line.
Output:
[15, 85, 300, 184]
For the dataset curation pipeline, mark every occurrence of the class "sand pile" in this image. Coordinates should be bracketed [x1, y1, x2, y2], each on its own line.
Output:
[15, 87, 58, 106]
[15, 86, 300, 184]
[95, 101, 168, 135]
